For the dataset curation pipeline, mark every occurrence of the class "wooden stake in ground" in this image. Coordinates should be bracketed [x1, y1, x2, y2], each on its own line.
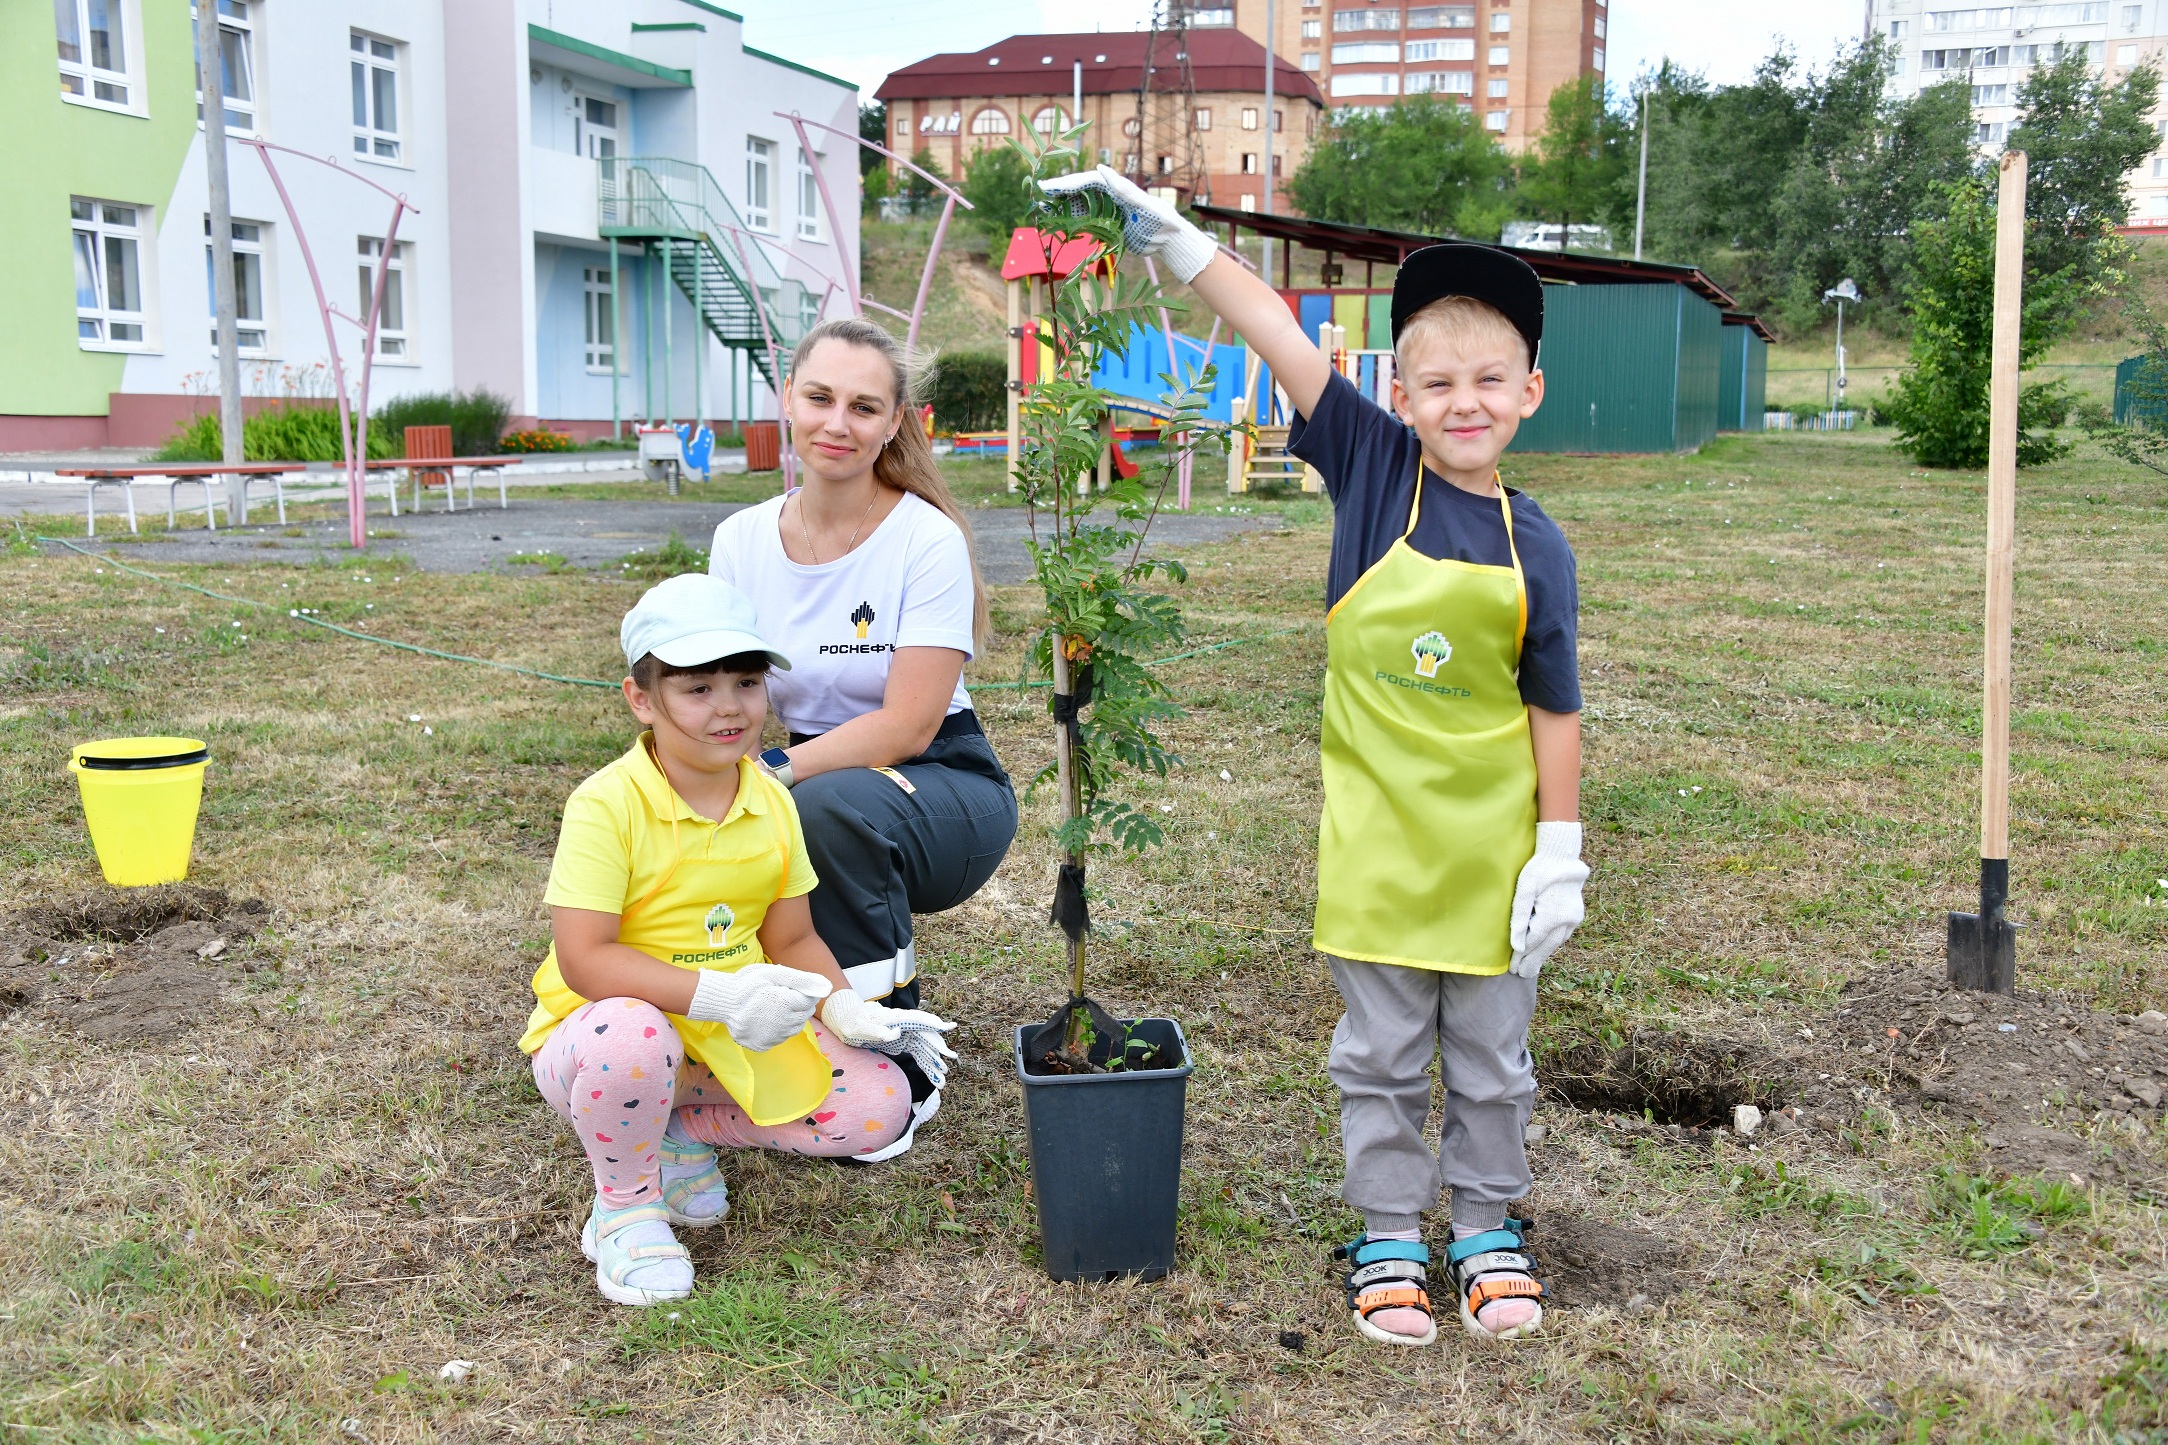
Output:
[1948, 148, 2027, 994]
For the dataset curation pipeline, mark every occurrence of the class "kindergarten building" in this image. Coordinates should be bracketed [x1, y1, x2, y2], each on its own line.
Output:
[6, 0, 857, 450]
[875, 31, 1323, 214]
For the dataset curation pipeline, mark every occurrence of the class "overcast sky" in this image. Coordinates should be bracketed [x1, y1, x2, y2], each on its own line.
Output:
[741, 1, 1872, 102]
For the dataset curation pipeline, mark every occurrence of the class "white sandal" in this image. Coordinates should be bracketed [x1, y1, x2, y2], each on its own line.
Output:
[581, 1200, 693, 1307]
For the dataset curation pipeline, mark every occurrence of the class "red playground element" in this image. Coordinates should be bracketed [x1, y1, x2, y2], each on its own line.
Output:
[1001, 228, 1106, 282]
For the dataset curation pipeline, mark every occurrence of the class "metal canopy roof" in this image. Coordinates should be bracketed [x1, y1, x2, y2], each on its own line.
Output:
[1193, 203, 1772, 339]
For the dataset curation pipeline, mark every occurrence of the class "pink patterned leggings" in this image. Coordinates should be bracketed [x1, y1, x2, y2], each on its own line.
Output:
[531, 997, 915, 1208]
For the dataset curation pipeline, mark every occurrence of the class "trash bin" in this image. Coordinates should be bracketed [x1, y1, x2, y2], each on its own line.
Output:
[744, 421, 782, 472]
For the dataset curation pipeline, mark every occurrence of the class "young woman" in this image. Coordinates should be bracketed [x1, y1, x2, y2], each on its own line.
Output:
[708, 318, 1018, 1161]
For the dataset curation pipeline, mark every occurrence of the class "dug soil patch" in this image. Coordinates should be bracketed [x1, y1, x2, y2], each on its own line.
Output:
[2, 885, 270, 1045]
[1541, 1027, 1792, 1128]
[1534, 1212, 1692, 1311]
[1808, 964, 2168, 1184]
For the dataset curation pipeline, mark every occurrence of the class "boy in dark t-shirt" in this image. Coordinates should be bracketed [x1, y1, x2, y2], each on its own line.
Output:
[1046, 168, 1587, 1348]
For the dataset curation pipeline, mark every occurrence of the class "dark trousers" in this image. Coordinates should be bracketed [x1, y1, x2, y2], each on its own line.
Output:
[789, 713, 1017, 1014]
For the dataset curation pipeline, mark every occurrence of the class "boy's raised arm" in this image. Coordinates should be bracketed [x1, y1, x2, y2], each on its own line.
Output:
[1040, 166, 1331, 418]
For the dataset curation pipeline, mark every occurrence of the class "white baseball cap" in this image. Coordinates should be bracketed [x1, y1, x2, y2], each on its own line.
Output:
[620, 573, 792, 672]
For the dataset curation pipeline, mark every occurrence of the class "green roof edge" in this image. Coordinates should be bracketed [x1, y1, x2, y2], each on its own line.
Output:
[632, 22, 707, 32]
[527, 24, 692, 86]
[675, 0, 745, 20]
[743, 45, 857, 91]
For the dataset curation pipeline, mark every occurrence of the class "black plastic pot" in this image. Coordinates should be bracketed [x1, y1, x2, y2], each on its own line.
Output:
[1012, 1017, 1192, 1282]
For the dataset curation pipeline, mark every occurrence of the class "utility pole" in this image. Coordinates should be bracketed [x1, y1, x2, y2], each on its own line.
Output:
[196, 0, 245, 523]
[1261, 0, 1275, 287]
[1633, 85, 1649, 261]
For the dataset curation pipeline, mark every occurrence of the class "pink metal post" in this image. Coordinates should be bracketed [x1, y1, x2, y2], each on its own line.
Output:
[242, 140, 416, 549]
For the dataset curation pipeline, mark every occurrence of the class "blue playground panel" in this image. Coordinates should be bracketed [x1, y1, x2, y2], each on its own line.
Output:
[1090, 326, 1274, 424]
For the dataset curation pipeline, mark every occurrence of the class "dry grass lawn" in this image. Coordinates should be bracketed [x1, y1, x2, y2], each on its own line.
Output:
[1, 430, 2165, 1442]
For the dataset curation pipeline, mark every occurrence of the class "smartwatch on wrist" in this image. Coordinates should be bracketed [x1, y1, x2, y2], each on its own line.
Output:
[760, 747, 795, 789]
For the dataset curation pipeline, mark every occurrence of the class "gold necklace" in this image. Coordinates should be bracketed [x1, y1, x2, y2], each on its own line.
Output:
[796, 487, 880, 565]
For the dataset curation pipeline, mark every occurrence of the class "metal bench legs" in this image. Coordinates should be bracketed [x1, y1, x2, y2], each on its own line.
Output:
[86, 480, 140, 537]
[167, 477, 219, 530]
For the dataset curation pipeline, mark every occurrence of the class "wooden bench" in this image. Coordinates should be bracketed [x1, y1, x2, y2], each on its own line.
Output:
[54, 462, 310, 535]
[360, 454, 522, 512]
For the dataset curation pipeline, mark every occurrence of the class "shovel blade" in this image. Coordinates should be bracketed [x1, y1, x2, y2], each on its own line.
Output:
[1947, 910, 2017, 994]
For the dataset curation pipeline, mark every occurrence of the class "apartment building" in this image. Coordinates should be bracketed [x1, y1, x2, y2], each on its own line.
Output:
[8, 0, 856, 449]
[1870, 2, 2168, 219]
[875, 31, 1323, 213]
[1304, 0, 1606, 150]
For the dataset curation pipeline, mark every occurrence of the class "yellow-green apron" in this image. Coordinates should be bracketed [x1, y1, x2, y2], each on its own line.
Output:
[524, 766, 832, 1127]
[1313, 466, 1537, 975]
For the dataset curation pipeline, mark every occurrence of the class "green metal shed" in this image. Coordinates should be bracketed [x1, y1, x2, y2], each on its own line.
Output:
[1200, 204, 1769, 457]
[1718, 315, 1771, 432]
[1509, 283, 1723, 454]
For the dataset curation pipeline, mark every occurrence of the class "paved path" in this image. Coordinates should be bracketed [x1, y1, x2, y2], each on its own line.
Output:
[26, 494, 1279, 584]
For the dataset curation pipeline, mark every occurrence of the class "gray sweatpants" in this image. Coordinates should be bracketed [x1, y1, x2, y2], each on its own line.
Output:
[1327, 957, 1537, 1234]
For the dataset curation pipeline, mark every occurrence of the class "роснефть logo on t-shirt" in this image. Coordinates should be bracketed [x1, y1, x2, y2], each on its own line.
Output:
[823, 601, 892, 656]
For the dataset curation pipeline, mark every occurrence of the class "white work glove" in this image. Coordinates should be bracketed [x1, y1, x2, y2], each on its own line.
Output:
[687, 963, 832, 1052]
[821, 988, 962, 1091]
[1037, 165, 1220, 284]
[1507, 822, 1589, 980]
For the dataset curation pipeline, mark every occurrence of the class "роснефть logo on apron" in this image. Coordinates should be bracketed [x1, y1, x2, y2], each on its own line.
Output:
[851, 602, 875, 639]
[704, 902, 735, 945]
[1410, 630, 1453, 678]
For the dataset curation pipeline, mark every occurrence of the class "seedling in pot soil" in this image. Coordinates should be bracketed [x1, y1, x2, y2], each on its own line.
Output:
[1004, 125, 1239, 1076]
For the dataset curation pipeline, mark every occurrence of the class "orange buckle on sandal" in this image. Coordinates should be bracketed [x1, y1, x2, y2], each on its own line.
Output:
[1356, 1286, 1431, 1316]
[1466, 1276, 1544, 1310]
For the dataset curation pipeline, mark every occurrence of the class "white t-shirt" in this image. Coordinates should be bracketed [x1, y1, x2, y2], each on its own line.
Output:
[709, 490, 976, 737]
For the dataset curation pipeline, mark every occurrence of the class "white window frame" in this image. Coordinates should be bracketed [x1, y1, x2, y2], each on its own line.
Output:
[359, 236, 412, 361]
[352, 32, 403, 163]
[1488, 45, 1511, 65]
[746, 137, 775, 232]
[1031, 105, 1069, 134]
[1301, 19, 1322, 38]
[969, 106, 1012, 135]
[1486, 110, 1509, 131]
[1593, 47, 1604, 71]
[1407, 70, 1475, 94]
[1489, 12, 1511, 31]
[1407, 38, 1476, 61]
[1488, 78, 1510, 98]
[1332, 41, 1403, 63]
[1242, 106, 1259, 130]
[192, 0, 258, 135]
[1195, 106, 1213, 131]
[1301, 52, 1321, 69]
[57, 0, 145, 114]
[795, 147, 823, 242]
[206, 214, 273, 356]
[1333, 8, 1402, 30]
[73, 198, 155, 350]
[583, 265, 616, 374]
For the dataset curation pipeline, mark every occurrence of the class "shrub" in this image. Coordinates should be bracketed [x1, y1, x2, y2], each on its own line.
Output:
[372, 388, 513, 456]
[500, 428, 576, 453]
[152, 403, 397, 463]
[926, 349, 1007, 433]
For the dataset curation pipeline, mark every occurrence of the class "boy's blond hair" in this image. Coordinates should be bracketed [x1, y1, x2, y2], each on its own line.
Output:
[1394, 295, 1532, 373]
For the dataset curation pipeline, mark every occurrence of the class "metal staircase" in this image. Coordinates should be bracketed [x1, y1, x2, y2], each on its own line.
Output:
[598, 156, 811, 386]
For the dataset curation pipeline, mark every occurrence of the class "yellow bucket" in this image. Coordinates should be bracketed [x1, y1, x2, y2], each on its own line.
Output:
[68, 736, 210, 886]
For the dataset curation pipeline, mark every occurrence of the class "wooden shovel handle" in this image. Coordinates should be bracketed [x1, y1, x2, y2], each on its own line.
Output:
[1982, 149, 2025, 864]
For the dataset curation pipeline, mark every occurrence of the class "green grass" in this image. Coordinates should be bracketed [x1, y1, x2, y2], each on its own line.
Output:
[1, 429, 2164, 1439]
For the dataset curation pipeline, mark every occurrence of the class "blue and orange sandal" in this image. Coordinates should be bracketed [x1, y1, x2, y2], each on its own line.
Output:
[1333, 1236, 1439, 1347]
[1443, 1217, 1547, 1341]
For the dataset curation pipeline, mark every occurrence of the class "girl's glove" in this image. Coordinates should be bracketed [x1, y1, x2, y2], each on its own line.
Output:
[1037, 165, 1220, 284]
[822, 989, 961, 1091]
[1507, 822, 1589, 980]
[688, 964, 831, 1052]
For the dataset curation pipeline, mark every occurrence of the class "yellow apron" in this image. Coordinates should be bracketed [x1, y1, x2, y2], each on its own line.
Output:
[1313, 465, 1537, 974]
[524, 764, 832, 1127]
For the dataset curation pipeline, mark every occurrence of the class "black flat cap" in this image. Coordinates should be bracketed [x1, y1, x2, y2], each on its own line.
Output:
[1390, 243, 1544, 365]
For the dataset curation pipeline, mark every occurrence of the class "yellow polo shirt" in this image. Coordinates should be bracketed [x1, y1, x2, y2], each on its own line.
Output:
[520, 735, 827, 1126]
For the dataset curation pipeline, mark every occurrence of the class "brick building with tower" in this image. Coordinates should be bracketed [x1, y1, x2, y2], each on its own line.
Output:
[874, 29, 1323, 213]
